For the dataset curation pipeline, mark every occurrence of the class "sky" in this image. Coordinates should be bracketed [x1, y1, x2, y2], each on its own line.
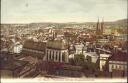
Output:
[1, 0, 127, 23]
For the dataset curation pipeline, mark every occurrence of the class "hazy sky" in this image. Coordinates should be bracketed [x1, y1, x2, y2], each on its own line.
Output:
[1, 0, 127, 23]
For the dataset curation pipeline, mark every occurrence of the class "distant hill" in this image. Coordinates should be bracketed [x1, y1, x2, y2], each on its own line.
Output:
[104, 19, 127, 28]
[115, 19, 127, 23]
[1, 19, 127, 29]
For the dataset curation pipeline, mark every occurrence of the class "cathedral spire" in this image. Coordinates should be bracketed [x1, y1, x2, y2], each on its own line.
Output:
[101, 18, 104, 35]
[96, 18, 100, 35]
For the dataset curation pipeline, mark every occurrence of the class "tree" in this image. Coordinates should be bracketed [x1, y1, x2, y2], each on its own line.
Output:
[74, 54, 85, 66]
[73, 53, 100, 77]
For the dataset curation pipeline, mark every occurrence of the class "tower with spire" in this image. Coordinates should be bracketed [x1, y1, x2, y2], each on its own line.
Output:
[96, 18, 104, 35]
[101, 18, 104, 35]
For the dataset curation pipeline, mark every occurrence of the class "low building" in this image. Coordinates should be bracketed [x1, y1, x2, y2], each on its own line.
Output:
[99, 54, 111, 71]
[83, 52, 99, 63]
[22, 39, 46, 59]
[0, 52, 28, 78]
[98, 38, 109, 44]
[104, 28, 112, 35]
[13, 42, 23, 53]
[41, 61, 82, 77]
[115, 34, 127, 41]
[68, 44, 76, 55]
[74, 43, 84, 54]
[96, 48, 111, 54]
[108, 51, 127, 77]
[56, 64, 83, 77]
[18, 56, 40, 78]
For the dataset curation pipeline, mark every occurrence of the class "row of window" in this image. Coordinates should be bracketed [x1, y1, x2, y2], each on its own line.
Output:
[23, 48, 44, 54]
[46, 50, 65, 62]
[111, 64, 126, 70]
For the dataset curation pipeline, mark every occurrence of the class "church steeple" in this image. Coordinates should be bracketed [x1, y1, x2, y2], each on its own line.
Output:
[96, 18, 105, 35]
[101, 18, 104, 35]
[96, 18, 100, 35]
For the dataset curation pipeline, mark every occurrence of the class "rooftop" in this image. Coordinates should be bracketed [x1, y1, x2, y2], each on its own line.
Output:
[109, 51, 127, 62]
[23, 39, 46, 51]
[47, 39, 68, 50]
[0, 52, 28, 70]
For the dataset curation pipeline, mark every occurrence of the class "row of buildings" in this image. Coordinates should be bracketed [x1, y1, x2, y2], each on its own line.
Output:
[1, 35, 127, 78]
[1, 19, 127, 78]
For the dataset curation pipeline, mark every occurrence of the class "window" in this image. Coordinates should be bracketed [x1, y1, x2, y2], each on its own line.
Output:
[119, 65, 121, 70]
[47, 50, 48, 60]
[111, 65, 114, 69]
[47, 54, 48, 61]
[50, 50, 52, 59]
[115, 65, 117, 69]
[52, 51, 54, 60]
[56, 51, 58, 60]
[62, 52, 65, 62]
[59, 52, 61, 62]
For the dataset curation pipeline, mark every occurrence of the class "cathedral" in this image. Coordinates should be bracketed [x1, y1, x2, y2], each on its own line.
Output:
[96, 18, 104, 35]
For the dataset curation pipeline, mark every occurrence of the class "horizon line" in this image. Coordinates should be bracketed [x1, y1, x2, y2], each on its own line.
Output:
[1, 18, 127, 24]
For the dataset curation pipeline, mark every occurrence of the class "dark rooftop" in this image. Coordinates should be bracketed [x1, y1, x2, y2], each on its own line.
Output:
[109, 51, 127, 62]
[23, 39, 46, 51]
[47, 39, 68, 50]
[0, 51, 28, 70]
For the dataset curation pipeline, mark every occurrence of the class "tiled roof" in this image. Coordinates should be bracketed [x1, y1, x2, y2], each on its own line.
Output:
[109, 51, 127, 62]
[20, 56, 38, 65]
[47, 40, 68, 50]
[42, 61, 82, 71]
[0, 52, 28, 70]
[23, 40, 46, 51]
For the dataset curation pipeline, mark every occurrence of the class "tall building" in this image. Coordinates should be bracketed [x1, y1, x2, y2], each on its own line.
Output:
[101, 18, 104, 35]
[96, 18, 101, 35]
[96, 18, 104, 35]
[44, 39, 69, 63]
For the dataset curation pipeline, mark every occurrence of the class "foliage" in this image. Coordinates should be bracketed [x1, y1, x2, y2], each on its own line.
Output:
[73, 53, 100, 77]
[74, 54, 85, 66]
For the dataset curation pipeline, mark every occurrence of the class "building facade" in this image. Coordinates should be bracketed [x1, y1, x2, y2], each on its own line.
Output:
[96, 18, 104, 36]
[108, 51, 127, 77]
[99, 54, 111, 71]
[22, 39, 46, 59]
[45, 39, 69, 63]
[13, 42, 23, 53]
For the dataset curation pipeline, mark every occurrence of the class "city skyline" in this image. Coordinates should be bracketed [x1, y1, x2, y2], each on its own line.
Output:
[1, 0, 127, 23]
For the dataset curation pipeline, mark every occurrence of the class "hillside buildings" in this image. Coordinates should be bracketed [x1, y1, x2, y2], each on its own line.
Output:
[1, 18, 127, 78]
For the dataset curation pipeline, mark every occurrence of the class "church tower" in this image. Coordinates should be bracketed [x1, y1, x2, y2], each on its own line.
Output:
[96, 18, 104, 35]
[101, 18, 104, 35]
[96, 18, 101, 35]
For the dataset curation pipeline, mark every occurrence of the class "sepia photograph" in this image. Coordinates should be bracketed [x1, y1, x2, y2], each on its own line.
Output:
[0, 0, 127, 83]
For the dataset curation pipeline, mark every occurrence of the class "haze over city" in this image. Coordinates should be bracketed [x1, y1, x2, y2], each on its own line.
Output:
[1, 0, 127, 23]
